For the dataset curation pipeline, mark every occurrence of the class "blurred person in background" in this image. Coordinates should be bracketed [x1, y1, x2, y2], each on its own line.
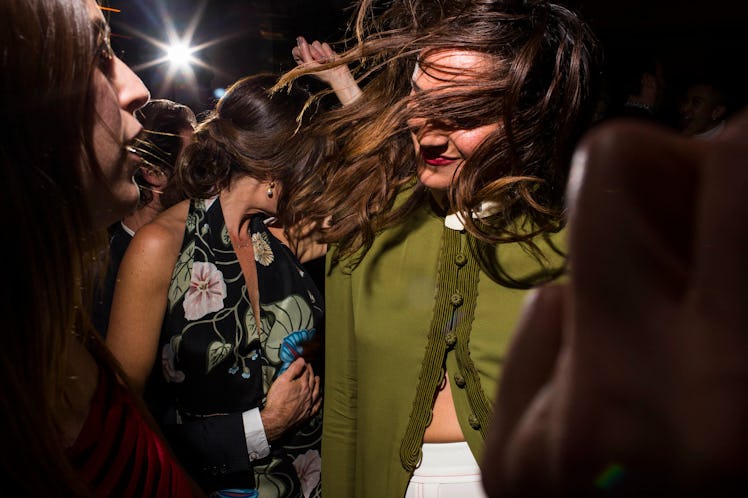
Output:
[93, 98, 197, 336]
[678, 79, 731, 139]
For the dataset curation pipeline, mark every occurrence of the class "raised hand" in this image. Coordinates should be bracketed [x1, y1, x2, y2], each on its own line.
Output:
[292, 36, 362, 105]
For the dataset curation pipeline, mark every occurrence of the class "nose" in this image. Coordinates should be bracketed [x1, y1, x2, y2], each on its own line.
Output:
[112, 56, 150, 114]
[408, 118, 450, 148]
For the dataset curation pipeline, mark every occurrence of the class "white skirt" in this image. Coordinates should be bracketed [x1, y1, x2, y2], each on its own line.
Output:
[404, 442, 487, 498]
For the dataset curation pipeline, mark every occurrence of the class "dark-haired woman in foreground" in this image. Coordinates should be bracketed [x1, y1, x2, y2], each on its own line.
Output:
[94, 98, 197, 337]
[1, 0, 199, 495]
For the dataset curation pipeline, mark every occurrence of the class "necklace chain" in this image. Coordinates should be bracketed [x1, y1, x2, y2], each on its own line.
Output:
[235, 227, 253, 249]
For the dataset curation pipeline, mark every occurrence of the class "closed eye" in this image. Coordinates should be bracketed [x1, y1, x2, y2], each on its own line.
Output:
[93, 19, 115, 75]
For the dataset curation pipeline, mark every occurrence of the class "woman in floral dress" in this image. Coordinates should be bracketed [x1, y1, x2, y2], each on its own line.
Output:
[107, 74, 328, 498]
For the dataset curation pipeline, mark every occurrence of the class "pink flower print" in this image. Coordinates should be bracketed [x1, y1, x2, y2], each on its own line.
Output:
[292, 449, 321, 498]
[161, 342, 185, 383]
[183, 261, 227, 320]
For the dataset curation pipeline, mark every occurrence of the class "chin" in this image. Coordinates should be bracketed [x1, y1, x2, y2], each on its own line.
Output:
[96, 185, 140, 228]
[417, 167, 457, 191]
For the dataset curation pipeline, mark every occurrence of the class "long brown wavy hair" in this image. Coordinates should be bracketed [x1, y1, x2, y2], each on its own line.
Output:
[276, 0, 601, 265]
[1, 0, 124, 495]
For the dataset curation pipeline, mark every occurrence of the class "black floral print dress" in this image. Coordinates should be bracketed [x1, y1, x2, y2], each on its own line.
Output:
[151, 197, 323, 498]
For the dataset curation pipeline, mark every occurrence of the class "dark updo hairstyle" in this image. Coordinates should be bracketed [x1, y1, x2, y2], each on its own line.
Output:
[176, 73, 329, 231]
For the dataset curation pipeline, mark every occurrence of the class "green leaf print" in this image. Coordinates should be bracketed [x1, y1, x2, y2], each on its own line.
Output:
[171, 335, 182, 355]
[167, 239, 195, 312]
[262, 364, 275, 394]
[260, 294, 314, 365]
[206, 340, 232, 373]
[244, 306, 262, 346]
[220, 224, 231, 247]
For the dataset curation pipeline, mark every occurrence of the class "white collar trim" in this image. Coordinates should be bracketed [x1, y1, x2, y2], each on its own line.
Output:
[444, 201, 501, 231]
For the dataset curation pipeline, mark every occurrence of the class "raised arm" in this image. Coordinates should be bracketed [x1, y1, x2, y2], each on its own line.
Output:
[292, 36, 363, 106]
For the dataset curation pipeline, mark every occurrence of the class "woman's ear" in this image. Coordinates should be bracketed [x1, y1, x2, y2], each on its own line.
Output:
[140, 166, 168, 189]
[712, 104, 727, 122]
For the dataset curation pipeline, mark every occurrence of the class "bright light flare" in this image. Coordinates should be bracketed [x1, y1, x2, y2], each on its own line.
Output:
[167, 42, 194, 68]
[118, 0, 238, 100]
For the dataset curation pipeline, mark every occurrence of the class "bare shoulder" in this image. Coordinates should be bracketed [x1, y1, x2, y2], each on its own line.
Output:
[125, 200, 190, 266]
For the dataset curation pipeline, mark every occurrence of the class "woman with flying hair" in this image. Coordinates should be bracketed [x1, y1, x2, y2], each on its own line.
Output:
[280, 0, 601, 496]
[0, 0, 200, 496]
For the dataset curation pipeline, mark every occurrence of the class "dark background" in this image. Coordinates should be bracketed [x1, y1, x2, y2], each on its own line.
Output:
[109, 0, 356, 114]
[108, 0, 748, 116]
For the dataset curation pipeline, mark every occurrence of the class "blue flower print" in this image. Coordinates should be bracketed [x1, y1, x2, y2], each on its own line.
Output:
[210, 489, 258, 498]
[278, 329, 316, 375]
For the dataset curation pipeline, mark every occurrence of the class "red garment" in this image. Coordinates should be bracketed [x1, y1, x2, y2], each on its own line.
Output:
[68, 364, 196, 497]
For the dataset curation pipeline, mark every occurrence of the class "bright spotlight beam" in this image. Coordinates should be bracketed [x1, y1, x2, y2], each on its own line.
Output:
[117, 0, 240, 98]
[167, 42, 193, 68]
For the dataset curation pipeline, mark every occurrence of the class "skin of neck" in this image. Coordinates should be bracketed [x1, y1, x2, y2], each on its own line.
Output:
[427, 187, 450, 211]
[220, 175, 278, 238]
[122, 198, 164, 233]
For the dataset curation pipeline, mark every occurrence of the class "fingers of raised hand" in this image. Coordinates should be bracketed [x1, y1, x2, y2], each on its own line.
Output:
[309, 40, 335, 63]
[293, 37, 334, 66]
[292, 46, 303, 64]
[293, 36, 313, 65]
[309, 41, 324, 59]
[320, 42, 335, 59]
